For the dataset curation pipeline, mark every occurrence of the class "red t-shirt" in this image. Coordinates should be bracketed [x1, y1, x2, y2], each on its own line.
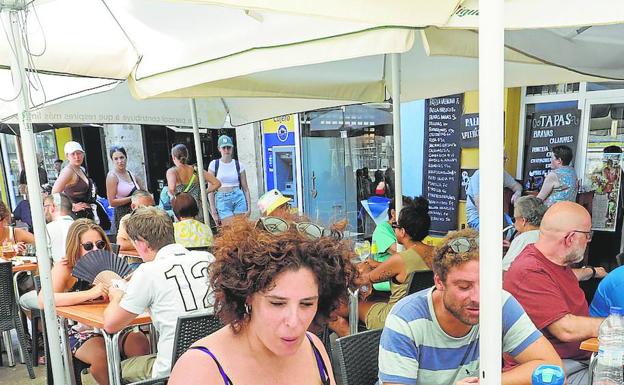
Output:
[503, 244, 591, 360]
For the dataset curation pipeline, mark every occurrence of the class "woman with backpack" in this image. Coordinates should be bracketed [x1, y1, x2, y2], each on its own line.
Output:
[166, 143, 221, 223]
[208, 135, 251, 226]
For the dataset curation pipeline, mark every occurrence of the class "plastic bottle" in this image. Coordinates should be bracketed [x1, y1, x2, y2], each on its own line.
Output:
[593, 306, 624, 385]
[531, 365, 565, 385]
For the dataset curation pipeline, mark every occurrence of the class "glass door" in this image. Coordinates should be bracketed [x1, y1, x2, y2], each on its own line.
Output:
[300, 105, 394, 237]
[301, 134, 351, 227]
[581, 98, 624, 267]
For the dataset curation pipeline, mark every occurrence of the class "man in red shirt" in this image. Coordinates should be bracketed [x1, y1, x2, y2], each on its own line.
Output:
[504, 201, 605, 385]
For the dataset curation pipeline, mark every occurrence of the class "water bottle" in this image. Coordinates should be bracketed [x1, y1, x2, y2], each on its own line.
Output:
[531, 365, 565, 385]
[593, 306, 624, 385]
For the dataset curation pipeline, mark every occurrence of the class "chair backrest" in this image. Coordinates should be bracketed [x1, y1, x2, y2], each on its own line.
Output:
[407, 270, 435, 295]
[0, 262, 17, 325]
[333, 328, 383, 385]
[170, 311, 223, 366]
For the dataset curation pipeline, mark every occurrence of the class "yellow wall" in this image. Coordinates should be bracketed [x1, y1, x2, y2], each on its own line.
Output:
[55, 127, 72, 160]
[455, 88, 522, 230]
[0, 163, 7, 203]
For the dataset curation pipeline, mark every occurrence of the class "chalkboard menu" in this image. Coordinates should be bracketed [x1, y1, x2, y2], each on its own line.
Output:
[523, 109, 581, 191]
[423, 94, 463, 234]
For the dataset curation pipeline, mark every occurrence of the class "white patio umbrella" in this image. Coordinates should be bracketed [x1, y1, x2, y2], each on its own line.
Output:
[0, 77, 362, 128]
[196, 0, 624, 29]
[3, 1, 622, 383]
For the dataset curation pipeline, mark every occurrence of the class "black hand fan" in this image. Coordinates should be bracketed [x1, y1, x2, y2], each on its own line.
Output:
[72, 250, 134, 290]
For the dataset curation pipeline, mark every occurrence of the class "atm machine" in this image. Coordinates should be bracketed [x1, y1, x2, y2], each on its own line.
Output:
[272, 145, 297, 208]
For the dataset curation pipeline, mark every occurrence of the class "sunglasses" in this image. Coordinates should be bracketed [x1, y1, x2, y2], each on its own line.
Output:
[444, 237, 479, 254]
[391, 222, 401, 229]
[255, 216, 330, 239]
[81, 240, 107, 251]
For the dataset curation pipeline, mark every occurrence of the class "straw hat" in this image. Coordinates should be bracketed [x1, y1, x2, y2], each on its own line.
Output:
[257, 189, 292, 215]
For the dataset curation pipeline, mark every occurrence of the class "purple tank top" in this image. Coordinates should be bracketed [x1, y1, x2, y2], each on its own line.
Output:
[188, 333, 329, 385]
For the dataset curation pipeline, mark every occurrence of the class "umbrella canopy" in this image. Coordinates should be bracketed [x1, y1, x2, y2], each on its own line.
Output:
[0, 76, 361, 127]
[195, 0, 624, 29]
[2, 0, 619, 104]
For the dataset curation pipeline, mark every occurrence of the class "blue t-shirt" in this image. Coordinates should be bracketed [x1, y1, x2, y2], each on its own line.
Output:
[378, 288, 541, 385]
[465, 170, 519, 227]
[590, 265, 624, 317]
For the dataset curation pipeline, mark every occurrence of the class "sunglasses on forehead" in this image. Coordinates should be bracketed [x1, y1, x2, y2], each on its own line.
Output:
[444, 236, 479, 254]
[82, 240, 107, 251]
[255, 216, 332, 239]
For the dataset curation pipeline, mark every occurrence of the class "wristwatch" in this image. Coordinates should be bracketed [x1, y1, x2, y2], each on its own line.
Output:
[582, 265, 596, 280]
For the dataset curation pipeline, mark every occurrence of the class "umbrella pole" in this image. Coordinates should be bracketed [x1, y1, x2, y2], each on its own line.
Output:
[2, 7, 66, 383]
[479, 0, 504, 384]
[391, 53, 403, 216]
[189, 99, 210, 223]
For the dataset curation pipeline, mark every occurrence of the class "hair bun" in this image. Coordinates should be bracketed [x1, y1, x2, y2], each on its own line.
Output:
[411, 197, 429, 213]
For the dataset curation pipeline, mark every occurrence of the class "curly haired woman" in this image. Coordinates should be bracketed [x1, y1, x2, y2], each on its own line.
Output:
[170, 216, 356, 385]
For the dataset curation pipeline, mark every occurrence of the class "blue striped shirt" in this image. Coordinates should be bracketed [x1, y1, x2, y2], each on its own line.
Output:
[378, 288, 541, 385]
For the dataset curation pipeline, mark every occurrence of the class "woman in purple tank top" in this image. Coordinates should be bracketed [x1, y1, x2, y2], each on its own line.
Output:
[105, 146, 146, 231]
[169, 216, 356, 385]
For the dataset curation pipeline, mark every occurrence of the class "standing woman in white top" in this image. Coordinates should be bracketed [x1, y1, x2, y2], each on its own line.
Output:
[208, 135, 251, 226]
[106, 146, 146, 231]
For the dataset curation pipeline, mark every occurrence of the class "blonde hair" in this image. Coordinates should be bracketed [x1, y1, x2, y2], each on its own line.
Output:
[64, 219, 111, 267]
[125, 207, 174, 251]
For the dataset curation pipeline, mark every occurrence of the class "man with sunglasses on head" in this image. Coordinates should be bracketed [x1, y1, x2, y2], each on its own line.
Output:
[504, 201, 606, 385]
[103, 206, 214, 382]
[379, 228, 561, 385]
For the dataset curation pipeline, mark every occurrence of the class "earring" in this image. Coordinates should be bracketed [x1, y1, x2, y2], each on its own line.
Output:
[244, 303, 251, 315]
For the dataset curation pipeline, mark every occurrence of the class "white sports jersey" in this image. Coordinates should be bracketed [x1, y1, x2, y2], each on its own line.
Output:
[120, 243, 214, 378]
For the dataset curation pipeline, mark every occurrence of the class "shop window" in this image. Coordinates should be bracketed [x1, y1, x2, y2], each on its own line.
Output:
[587, 82, 624, 92]
[526, 83, 579, 96]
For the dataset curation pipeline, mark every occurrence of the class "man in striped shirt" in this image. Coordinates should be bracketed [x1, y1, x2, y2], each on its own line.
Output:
[378, 229, 561, 385]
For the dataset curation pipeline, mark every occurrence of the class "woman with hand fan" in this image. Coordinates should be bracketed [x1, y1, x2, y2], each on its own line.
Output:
[38, 219, 149, 385]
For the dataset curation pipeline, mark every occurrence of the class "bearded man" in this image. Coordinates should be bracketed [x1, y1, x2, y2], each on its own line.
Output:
[378, 229, 560, 385]
[504, 201, 606, 385]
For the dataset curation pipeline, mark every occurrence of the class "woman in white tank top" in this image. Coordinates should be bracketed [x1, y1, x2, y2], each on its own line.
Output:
[208, 135, 251, 226]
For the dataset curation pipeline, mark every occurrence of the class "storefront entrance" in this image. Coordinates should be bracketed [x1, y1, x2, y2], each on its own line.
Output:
[300, 105, 394, 237]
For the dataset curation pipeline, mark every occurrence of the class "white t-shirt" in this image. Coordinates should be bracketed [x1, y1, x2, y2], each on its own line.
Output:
[46, 215, 74, 263]
[120, 244, 215, 378]
[208, 159, 245, 188]
[502, 229, 540, 271]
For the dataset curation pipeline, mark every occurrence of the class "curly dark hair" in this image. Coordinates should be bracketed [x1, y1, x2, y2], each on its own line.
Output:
[210, 216, 356, 333]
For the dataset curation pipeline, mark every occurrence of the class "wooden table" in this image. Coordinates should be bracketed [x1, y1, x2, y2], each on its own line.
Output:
[580, 337, 598, 353]
[580, 337, 599, 383]
[56, 303, 151, 385]
[12, 262, 38, 273]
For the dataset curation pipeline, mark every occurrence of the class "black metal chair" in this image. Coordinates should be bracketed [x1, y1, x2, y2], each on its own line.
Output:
[333, 329, 382, 385]
[0, 261, 35, 379]
[126, 311, 223, 385]
[407, 270, 435, 295]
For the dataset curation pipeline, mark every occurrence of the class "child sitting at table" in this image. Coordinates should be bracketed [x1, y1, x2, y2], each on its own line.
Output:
[39, 219, 149, 385]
